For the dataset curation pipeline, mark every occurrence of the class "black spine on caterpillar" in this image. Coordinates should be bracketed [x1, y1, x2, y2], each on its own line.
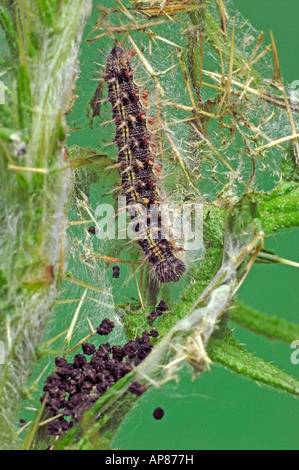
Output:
[104, 46, 186, 283]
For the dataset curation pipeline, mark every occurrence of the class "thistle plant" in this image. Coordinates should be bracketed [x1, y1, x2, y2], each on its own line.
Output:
[0, 0, 298, 451]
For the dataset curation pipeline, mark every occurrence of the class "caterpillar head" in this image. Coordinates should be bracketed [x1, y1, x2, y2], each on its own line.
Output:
[155, 257, 186, 283]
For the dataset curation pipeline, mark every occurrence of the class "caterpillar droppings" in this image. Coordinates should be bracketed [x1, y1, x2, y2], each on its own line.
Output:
[104, 45, 186, 283]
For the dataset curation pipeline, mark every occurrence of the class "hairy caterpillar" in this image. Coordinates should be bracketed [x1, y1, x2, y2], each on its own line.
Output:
[104, 45, 186, 283]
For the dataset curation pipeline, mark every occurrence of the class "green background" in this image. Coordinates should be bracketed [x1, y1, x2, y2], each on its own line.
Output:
[65, 0, 299, 450]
